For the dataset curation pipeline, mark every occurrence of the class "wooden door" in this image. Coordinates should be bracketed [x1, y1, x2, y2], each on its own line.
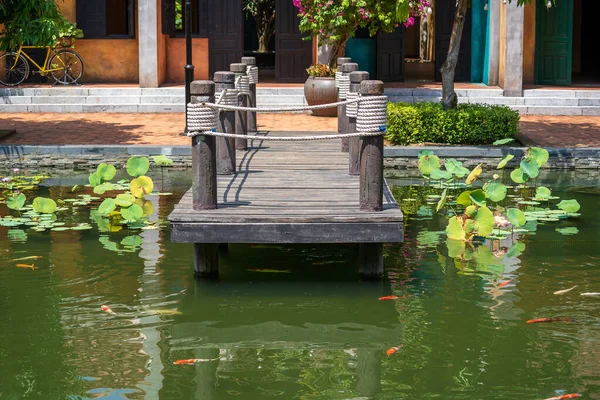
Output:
[209, 0, 243, 78]
[435, 0, 471, 82]
[535, 0, 573, 85]
[376, 27, 405, 82]
[275, 0, 312, 83]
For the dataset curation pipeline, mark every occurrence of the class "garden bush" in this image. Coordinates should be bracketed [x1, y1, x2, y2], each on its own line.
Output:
[386, 102, 520, 146]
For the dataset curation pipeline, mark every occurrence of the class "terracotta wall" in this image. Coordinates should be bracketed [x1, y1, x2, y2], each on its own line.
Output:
[164, 38, 209, 83]
[60, 0, 139, 83]
[156, 0, 168, 85]
[523, 0, 536, 84]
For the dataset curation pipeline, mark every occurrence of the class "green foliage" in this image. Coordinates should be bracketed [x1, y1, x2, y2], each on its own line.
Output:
[152, 155, 174, 167]
[6, 193, 25, 210]
[557, 199, 581, 213]
[386, 102, 520, 146]
[126, 156, 150, 177]
[306, 63, 336, 77]
[32, 197, 57, 213]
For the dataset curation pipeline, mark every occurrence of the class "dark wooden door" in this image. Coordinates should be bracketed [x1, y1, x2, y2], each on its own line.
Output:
[209, 0, 243, 78]
[435, 0, 471, 82]
[275, 0, 312, 83]
[377, 27, 405, 82]
[535, 0, 573, 85]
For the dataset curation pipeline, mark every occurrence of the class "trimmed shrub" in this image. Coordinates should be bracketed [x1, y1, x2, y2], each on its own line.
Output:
[386, 102, 520, 146]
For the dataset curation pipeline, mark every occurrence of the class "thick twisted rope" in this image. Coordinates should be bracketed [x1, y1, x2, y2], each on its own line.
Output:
[336, 74, 350, 99]
[346, 91, 359, 118]
[246, 65, 258, 84]
[334, 71, 342, 89]
[234, 74, 251, 96]
[357, 97, 388, 132]
[186, 131, 384, 140]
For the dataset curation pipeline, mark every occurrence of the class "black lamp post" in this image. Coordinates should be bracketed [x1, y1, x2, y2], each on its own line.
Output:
[184, 0, 194, 132]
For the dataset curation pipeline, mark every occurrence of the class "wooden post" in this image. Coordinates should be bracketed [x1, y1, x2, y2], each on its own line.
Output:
[359, 243, 384, 280]
[348, 71, 369, 176]
[190, 80, 217, 210]
[339, 62, 358, 152]
[241, 56, 257, 134]
[358, 80, 384, 212]
[214, 71, 236, 174]
[336, 57, 351, 145]
[194, 243, 219, 278]
[231, 63, 248, 150]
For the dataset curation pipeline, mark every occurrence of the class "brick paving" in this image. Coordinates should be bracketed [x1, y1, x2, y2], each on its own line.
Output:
[0, 112, 599, 147]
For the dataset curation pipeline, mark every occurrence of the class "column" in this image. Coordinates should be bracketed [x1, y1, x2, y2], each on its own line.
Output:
[138, 0, 159, 88]
[502, 1, 525, 96]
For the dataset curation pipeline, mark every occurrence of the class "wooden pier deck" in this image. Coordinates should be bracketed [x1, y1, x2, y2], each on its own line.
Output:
[169, 131, 403, 244]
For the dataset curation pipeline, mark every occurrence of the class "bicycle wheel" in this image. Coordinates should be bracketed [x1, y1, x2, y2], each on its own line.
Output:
[0, 52, 29, 86]
[49, 49, 84, 85]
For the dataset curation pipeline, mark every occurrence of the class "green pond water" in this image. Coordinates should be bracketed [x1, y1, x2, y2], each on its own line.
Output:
[1, 169, 599, 400]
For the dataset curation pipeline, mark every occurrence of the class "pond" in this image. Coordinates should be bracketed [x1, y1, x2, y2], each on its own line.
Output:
[0, 168, 599, 400]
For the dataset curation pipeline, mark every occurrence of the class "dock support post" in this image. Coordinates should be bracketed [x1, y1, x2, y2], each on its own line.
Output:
[348, 71, 369, 176]
[359, 243, 384, 280]
[194, 243, 219, 278]
[214, 71, 236, 174]
[190, 80, 217, 210]
[339, 62, 358, 152]
[231, 63, 248, 150]
[241, 56, 257, 134]
[336, 57, 351, 151]
[358, 80, 385, 212]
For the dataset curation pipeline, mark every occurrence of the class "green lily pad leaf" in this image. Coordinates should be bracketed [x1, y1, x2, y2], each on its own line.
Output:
[418, 150, 435, 158]
[444, 158, 461, 174]
[97, 163, 117, 181]
[506, 208, 526, 227]
[418, 155, 441, 176]
[475, 206, 494, 237]
[51, 227, 70, 231]
[121, 235, 144, 248]
[538, 217, 560, 222]
[126, 156, 150, 177]
[556, 227, 579, 235]
[121, 204, 144, 221]
[93, 182, 114, 195]
[6, 193, 26, 210]
[453, 166, 470, 178]
[497, 154, 514, 169]
[464, 219, 477, 235]
[32, 197, 57, 214]
[506, 242, 526, 258]
[465, 164, 483, 185]
[567, 212, 581, 218]
[520, 159, 540, 179]
[557, 199, 581, 213]
[115, 193, 136, 207]
[88, 172, 102, 187]
[72, 225, 93, 230]
[469, 189, 486, 207]
[430, 168, 453, 181]
[518, 200, 541, 206]
[465, 205, 478, 218]
[456, 190, 472, 207]
[510, 168, 529, 184]
[535, 186, 552, 200]
[130, 176, 154, 198]
[152, 155, 174, 167]
[485, 182, 507, 202]
[447, 216, 466, 241]
[98, 198, 116, 216]
[493, 138, 516, 146]
[436, 188, 448, 212]
[446, 239, 465, 258]
[526, 147, 550, 168]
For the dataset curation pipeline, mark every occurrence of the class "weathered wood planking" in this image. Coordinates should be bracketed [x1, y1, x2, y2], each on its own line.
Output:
[169, 131, 403, 243]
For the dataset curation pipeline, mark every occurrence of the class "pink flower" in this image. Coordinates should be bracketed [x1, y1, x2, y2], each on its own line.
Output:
[494, 215, 511, 228]
[404, 16, 415, 27]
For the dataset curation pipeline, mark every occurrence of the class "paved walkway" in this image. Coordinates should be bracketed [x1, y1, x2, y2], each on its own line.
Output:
[0, 113, 599, 147]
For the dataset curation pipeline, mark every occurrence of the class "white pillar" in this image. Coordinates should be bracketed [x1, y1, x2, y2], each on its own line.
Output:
[486, 0, 501, 86]
[502, 1, 524, 96]
[138, 0, 159, 88]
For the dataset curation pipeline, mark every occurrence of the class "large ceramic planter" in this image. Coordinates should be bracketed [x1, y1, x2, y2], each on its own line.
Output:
[304, 76, 337, 117]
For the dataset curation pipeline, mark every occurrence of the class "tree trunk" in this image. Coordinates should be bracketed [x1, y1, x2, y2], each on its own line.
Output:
[258, 31, 272, 52]
[440, 0, 469, 110]
[327, 33, 349, 68]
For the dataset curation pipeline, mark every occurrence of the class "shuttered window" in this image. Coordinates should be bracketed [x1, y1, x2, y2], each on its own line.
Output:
[76, 0, 135, 39]
[162, 0, 208, 37]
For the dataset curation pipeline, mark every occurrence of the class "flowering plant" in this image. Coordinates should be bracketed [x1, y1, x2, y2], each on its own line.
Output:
[306, 63, 336, 77]
[294, 0, 431, 67]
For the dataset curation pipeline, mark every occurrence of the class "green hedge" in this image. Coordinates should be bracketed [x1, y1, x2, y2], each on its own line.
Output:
[386, 102, 520, 146]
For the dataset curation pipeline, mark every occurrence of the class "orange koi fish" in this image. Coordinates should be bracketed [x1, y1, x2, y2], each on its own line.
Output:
[386, 345, 403, 356]
[16, 264, 34, 270]
[174, 357, 219, 365]
[526, 317, 576, 324]
[379, 295, 399, 301]
[543, 394, 581, 400]
[499, 279, 512, 287]
[100, 305, 116, 315]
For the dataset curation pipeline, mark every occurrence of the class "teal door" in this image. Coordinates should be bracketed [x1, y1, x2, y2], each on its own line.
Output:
[535, 0, 574, 85]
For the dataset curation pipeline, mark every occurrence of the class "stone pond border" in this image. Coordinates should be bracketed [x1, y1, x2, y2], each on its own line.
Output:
[0, 145, 599, 170]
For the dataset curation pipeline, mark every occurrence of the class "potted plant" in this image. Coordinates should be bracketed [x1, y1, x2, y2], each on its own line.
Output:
[304, 63, 337, 117]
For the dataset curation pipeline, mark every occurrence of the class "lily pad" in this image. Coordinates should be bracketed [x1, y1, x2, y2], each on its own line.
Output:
[6, 193, 26, 210]
[121, 204, 144, 221]
[557, 199, 581, 213]
[496, 154, 514, 169]
[520, 159, 539, 179]
[510, 168, 529, 184]
[152, 155, 174, 167]
[96, 163, 117, 181]
[98, 198, 116, 216]
[436, 188, 448, 212]
[88, 172, 102, 187]
[535, 186, 551, 200]
[115, 193, 136, 208]
[469, 189, 486, 207]
[130, 176, 154, 198]
[456, 190, 472, 207]
[485, 182, 507, 202]
[493, 138, 516, 146]
[446, 216, 466, 241]
[126, 156, 150, 177]
[506, 242, 526, 258]
[506, 208, 526, 227]
[465, 164, 483, 185]
[32, 197, 57, 214]
[430, 168, 453, 181]
[475, 206, 494, 237]
[556, 227, 579, 235]
[526, 147, 550, 168]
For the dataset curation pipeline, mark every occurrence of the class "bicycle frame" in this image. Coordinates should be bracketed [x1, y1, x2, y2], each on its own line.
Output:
[13, 46, 64, 73]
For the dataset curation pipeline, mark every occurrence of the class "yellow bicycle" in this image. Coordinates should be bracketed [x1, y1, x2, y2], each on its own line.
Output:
[0, 45, 84, 86]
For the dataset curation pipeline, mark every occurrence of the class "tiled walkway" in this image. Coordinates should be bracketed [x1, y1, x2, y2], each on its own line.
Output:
[0, 113, 599, 147]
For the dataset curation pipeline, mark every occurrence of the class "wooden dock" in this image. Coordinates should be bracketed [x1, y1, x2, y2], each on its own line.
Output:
[169, 131, 403, 244]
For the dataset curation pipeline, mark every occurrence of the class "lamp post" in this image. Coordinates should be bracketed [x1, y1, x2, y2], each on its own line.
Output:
[184, 0, 195, 132]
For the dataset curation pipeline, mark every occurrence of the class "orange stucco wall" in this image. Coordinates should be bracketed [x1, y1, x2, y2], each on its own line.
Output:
[498, 2, 506, 87]
[523, 0, 536, 84]
[165, 38, 209, 83]
[157, 0, 168, 85]
[60, 0, 139, 83]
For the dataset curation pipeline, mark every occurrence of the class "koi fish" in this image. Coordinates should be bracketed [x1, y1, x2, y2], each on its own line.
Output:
[379, 295, 399, 301]
[554, 285, 578, 295]
[543, 394, 581, 400]
[247, 269, 291, 273]
[526, 317, 576, 324]
[580, 292, 600, 297]
[174, 358, 219, 365]
[499, 279, 512, 287]
[144, 309, 182, 316]
[9, 256, 42, 262]
[386, 345, 403, 356]
[101, 305, 116, 315]
[16, 264, 34, 270]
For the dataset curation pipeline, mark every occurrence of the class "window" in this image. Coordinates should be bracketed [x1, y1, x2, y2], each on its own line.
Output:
[76, 0, 135, 39]
[162, 0, 208, 37]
